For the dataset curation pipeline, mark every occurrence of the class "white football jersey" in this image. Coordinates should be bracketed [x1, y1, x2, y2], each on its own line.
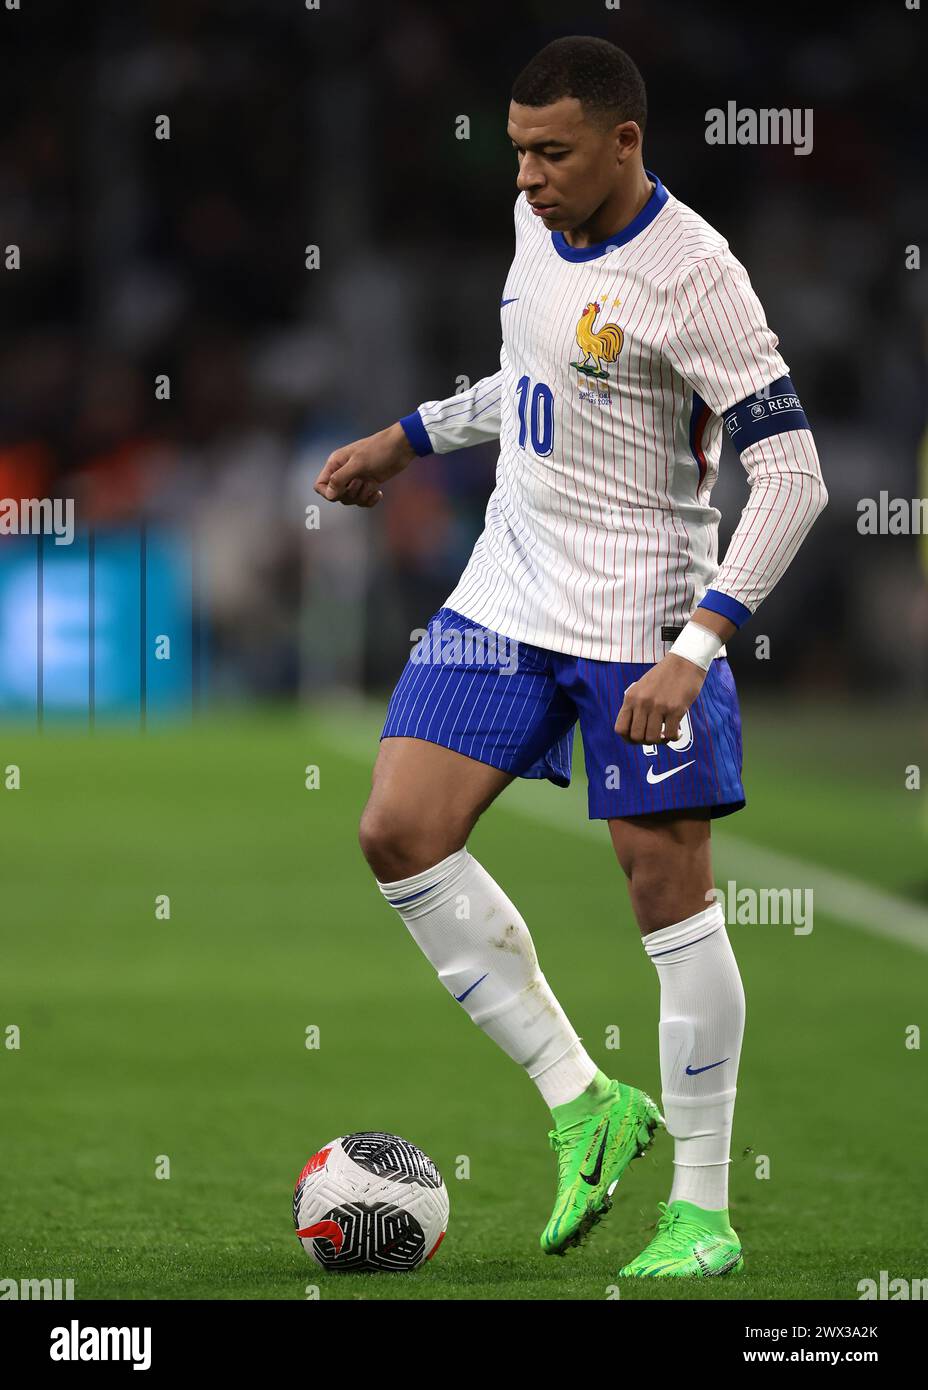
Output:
[400, 171, 826, 662]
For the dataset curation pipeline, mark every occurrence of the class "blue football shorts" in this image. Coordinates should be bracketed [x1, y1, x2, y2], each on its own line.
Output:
[381, 606, 745, 820]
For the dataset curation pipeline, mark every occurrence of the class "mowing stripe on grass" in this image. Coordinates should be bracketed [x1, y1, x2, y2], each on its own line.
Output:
[500, 774, 928, 957]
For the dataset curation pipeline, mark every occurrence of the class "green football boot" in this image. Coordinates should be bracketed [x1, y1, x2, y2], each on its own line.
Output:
[540, 1079, 664, 1256]
[617, 1199, 744, 1277]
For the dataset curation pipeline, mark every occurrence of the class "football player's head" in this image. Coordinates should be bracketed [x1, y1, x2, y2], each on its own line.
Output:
[509, 36, 647, 232]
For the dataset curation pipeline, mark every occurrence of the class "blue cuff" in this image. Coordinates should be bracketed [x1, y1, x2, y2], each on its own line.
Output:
[399, 410, 434, 457]
[722, 375, 810, 454]
[698, 590, 753, 627]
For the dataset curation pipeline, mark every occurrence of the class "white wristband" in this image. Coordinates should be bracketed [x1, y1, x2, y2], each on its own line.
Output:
[669, 620, 724, 672]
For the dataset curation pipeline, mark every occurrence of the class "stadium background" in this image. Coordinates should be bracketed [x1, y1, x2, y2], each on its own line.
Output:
[1, 0, 926, 1302]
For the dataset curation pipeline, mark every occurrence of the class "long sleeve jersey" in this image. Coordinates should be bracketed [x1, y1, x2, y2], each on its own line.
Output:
[400, 172, 827, 662]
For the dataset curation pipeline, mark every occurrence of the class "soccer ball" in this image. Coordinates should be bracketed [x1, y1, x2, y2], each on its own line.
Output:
[293, 1131, 449, 1272]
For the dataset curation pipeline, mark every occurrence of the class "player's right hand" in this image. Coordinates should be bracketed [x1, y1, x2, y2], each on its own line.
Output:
[314, 421, 417, 508]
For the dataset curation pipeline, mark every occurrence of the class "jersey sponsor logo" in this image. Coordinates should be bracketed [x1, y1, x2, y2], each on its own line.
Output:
[646, 761, 695, 784]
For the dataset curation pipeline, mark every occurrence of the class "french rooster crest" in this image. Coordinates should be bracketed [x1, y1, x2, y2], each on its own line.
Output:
[573, 300, 624, 379]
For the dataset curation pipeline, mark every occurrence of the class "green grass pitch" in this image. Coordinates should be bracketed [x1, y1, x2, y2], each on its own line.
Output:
[1, 701, 925, 1300]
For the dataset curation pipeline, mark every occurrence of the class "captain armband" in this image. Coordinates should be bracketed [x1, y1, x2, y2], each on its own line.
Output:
[722, 375, 810, 455]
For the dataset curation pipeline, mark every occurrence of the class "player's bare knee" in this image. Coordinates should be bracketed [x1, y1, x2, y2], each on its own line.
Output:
[358, 803, 457, 882]
[357, 805, 399, 878]
[628, 856, 714, 934]
[627, 865, 667, 923]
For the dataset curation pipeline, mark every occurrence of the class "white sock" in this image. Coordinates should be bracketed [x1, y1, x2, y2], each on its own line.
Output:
[643, 901, 745, 1211]
[377, 848, 597, 1108]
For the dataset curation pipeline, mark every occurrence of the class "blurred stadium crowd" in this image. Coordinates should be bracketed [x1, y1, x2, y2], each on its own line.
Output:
[1, 0, 926, 707]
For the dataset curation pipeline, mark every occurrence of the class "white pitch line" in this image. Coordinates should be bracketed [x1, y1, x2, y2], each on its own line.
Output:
[322, 716, 928, 956]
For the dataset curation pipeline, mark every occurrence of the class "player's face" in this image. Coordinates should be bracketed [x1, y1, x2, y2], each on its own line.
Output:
[508, 98, 627, 230]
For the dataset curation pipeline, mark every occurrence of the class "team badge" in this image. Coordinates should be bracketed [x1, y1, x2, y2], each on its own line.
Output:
[571, 299, 625, 380]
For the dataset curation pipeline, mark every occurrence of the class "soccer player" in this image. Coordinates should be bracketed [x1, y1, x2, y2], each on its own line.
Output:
[315, 36, 827, 1278]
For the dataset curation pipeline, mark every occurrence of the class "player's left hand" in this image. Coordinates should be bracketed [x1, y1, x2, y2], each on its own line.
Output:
[614, 654, 706, 744]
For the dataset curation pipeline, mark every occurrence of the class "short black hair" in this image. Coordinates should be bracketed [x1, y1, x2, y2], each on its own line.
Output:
[511, 36, 647, 136]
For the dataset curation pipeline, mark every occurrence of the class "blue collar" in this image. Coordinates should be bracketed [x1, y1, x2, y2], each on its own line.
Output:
[550, 170, 668, 262]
